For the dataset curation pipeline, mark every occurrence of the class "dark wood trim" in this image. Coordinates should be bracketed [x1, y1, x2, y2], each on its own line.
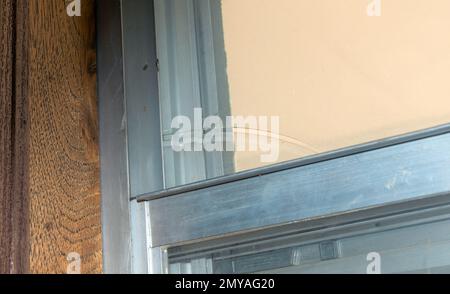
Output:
[0, 0, 30, 274]
[0, 0, 16, 274]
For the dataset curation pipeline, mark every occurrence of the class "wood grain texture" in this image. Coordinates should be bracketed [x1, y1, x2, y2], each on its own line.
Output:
[0, 0, 30, 274]
[27, 0, 101, 273]
[1, 0, 101, 274]
[0, 0, 17, 274]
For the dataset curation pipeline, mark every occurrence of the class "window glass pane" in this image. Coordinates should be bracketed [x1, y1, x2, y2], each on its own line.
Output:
[168, 210, 450, 274]
[154, 0, 450, 188]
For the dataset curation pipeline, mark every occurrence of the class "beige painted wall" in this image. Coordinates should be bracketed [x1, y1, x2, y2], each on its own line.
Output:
[220, 0, 450, 170]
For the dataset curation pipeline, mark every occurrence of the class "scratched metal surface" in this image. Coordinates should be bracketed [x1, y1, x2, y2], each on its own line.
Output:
[148, 133, 450, 246]
[97, 0, 132, 273]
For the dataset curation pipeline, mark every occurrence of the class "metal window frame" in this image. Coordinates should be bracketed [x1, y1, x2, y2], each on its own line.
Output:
[97, 0, 450, 274]
[168, 195, 450, 273]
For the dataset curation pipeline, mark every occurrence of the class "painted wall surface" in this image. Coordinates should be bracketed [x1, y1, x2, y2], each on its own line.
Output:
[220, 0, 450, 170]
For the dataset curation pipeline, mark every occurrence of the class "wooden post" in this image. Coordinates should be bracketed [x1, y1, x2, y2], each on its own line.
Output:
[0, 0, 102, 274]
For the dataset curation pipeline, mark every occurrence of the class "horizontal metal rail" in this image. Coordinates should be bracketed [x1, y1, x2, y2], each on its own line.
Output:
[136, 123, 450, 202]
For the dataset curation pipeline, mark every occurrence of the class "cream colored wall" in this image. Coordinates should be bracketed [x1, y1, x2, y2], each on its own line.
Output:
[220, 0, 450, 170]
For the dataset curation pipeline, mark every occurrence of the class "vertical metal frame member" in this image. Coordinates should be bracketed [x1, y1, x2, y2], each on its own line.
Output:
[98, 0, 166, 274]
[121, 0, 166, 274]
[98, 0, 450, 273]
[97, 0, 132, 274]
